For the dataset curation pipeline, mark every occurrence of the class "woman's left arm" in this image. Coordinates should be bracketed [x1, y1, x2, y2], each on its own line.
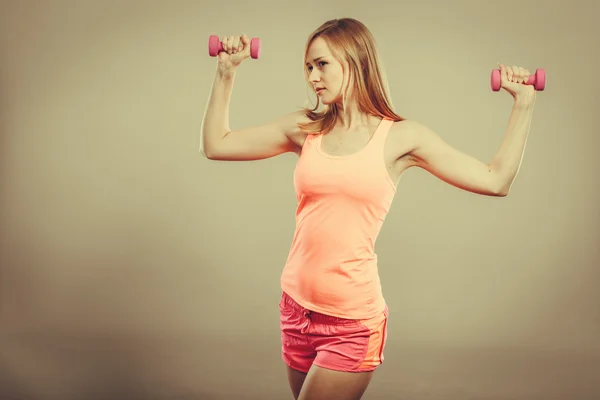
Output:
[404, 64, 537, 197]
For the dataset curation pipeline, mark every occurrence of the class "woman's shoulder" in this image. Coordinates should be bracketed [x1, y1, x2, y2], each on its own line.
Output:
[282, 109, 317, 150]
[386, 119, 426, 158]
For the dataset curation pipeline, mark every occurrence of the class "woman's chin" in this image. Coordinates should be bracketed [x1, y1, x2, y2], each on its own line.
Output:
[317, 91, 341, 106]
[320, 94, 337, 105]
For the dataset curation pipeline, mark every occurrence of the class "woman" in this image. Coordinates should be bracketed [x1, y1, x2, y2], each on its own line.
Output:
[200, 18, 536, 400]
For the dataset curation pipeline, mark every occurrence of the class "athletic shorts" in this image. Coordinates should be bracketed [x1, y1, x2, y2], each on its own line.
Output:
[279, 290, 389, 373]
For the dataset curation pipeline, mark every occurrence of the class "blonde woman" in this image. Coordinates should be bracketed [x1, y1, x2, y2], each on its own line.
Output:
[201, 18, 536, 400]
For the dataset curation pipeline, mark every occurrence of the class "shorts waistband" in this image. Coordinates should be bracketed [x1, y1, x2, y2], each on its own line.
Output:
[281, 291, 368, 325]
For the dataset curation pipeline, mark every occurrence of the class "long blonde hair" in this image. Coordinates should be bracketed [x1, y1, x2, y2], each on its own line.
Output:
[298, 18, 405, 135]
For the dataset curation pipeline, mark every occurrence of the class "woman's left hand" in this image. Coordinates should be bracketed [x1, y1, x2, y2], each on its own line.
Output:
[498, 63, 536, 103]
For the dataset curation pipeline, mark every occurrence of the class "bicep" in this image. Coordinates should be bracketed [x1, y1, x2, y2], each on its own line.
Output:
[404, 120, 504, 196]
[206, 110, 305, 161]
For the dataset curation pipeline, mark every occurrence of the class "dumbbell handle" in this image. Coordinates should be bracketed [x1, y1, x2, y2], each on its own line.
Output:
[520, 73, 538, 85]
[208, 35, 261, 59]
[491, 68, 546, 91]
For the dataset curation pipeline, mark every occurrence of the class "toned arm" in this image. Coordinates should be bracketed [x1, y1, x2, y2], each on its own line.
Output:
[199, 69, 306, 161]
[202, 109, 307, 161]
[398, 120, 506, 197]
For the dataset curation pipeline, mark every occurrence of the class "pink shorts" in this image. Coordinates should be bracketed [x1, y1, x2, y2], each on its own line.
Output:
[279, 291, 389, 373]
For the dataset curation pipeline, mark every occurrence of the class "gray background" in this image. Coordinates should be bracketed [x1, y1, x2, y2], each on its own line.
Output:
[1, 0, 598, 399]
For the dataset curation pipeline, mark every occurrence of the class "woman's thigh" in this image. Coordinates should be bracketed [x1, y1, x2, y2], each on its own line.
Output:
[286, 364, 308, 400]
[298, 364, 374, 400]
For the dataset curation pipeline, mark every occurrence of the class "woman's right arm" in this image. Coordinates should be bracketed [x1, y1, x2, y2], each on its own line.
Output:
[200, 34, 306, 161]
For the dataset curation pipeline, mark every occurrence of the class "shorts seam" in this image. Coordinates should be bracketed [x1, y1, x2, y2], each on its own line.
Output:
[350, 321, 371, 370]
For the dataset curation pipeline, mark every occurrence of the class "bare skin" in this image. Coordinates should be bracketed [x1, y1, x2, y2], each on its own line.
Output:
[316, 114, 416, 186]
[286, 365, 307, 399]
[300, 365, 374, 400]
[287, 364, 375, 400]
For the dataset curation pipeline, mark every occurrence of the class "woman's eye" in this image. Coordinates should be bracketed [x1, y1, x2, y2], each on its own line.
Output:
[307, 62, 326, 72]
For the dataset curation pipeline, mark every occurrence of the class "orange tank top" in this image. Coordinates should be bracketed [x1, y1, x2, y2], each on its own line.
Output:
[280, 117, 397, 319]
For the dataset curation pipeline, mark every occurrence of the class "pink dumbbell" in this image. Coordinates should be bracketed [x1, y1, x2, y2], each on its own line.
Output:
[491, 68, 546, 91]
[208, 35, 261, 59]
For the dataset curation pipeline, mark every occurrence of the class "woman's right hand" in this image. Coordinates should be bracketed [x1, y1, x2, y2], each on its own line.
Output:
[217, 34, 252, 76]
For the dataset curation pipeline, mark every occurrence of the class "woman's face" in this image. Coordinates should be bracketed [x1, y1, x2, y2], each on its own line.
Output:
[305, 37, 348, 105]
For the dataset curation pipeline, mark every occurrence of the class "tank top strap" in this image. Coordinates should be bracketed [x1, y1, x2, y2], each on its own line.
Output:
[367, 117, 395, 149]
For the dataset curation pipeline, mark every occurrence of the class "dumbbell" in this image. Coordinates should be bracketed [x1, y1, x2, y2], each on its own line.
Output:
[208, 35, 261, 59]
[491, 68, 546, 91]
